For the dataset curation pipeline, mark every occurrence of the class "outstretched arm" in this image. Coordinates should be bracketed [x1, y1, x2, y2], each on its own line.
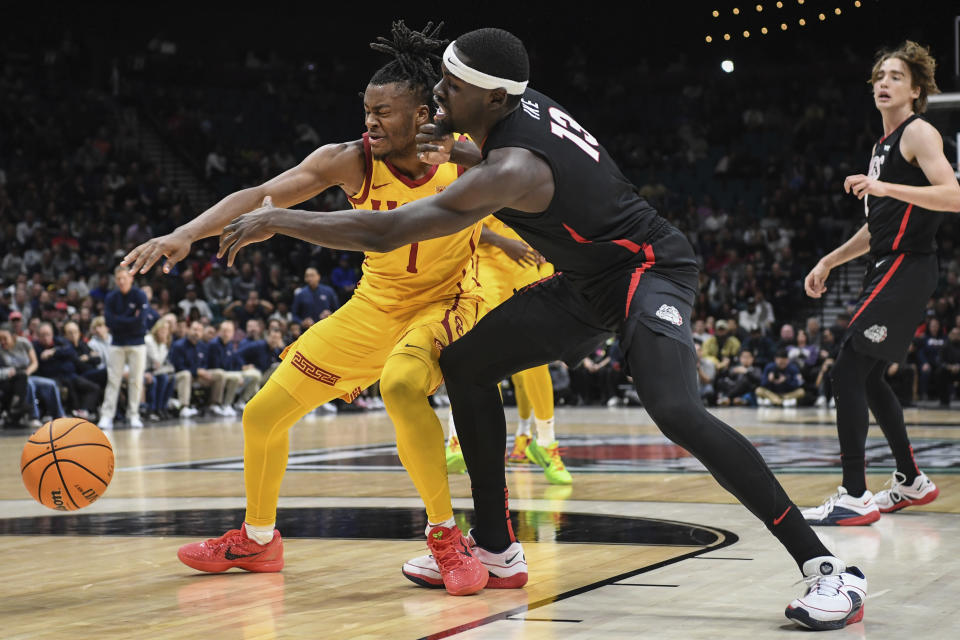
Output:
[123, 141, 365, 274]
[218, 147, 555, 265]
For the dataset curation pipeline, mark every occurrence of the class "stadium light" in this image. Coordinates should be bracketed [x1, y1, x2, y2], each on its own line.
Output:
[721, 60, 735, 73]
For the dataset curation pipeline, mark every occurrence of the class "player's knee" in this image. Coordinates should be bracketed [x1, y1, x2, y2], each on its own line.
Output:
[241, 387, 273, 435]
[380, 358, 429, 410]
[643, 393, 702, 438]
[438, 343, 476, 385]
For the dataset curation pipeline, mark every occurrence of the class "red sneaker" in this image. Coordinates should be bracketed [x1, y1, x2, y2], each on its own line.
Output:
[177, 525, 284, 573]
[426, 525, 488, 596]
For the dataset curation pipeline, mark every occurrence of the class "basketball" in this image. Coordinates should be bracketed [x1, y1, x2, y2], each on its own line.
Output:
[20, 418, 115, 511]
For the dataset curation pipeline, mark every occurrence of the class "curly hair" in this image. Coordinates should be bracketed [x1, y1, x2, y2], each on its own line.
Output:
[368, 20, 447, 109]
[870, 40, 940, 113]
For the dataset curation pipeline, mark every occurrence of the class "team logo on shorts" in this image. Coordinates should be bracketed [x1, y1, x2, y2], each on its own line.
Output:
[655, 304, 683, 326]
[864, 324, 888, 343]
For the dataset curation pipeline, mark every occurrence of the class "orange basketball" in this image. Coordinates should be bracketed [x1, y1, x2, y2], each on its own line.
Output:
[20, 418, 115, 511]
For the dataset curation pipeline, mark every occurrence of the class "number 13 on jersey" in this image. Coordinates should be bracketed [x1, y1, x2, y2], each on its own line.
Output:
[548, 106, 600, 162]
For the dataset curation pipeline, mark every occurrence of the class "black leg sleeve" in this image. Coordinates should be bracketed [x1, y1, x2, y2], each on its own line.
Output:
[866, 360, 919, 482]
[440, 276, 608, 552]
[627, 322, 830, 570]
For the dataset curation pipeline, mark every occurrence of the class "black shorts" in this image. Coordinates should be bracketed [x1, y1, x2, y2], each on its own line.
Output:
[450, 227, 699, 380]
[845, 252, 938, 362]
[561, 226, 698, 353]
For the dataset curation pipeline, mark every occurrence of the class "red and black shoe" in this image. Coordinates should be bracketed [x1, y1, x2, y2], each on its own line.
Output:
[177, 525, 284, 573]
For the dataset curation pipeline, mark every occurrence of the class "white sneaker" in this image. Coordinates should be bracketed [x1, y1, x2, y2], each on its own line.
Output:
[874, 471, 939, 513]
[815, 395, 827, 408]
[212, 404, 235, 417]
[785, 556, 867, 630]
[98, 417, 114, 430]
[783, 397, 798, 408]
[801, 487, 880, 526]
[180, 406, 199, 419]
[828, 397, 836, 408]
[757, 397, 772, 407]
[128, 416, 144, 429]
[402, 529, 528, 589]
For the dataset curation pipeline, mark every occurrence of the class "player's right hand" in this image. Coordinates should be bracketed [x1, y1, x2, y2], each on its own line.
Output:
[804, 262, 830, 298]
[122, 230, 193, 275]
[416, 123, 453, 165]
[499, 237, 543, 267]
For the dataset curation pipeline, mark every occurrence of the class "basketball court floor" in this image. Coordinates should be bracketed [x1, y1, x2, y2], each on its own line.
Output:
[2, 405, 959, 639]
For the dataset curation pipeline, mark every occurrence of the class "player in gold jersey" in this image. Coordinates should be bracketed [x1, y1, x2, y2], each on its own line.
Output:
[123, 22, 491, 596]
[445, 215, 572, 485]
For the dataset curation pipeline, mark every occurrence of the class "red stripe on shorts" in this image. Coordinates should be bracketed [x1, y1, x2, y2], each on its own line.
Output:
[850, 253, 905, 325]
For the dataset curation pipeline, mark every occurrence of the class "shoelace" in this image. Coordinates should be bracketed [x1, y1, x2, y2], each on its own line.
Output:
[819, 489, 845, 512]
[797, 573, 843, 597]
[548, 446, 567, 470]
[207, 529, 245, 548]
[882, 471, 908, 503]
[430, 535, 467, 571]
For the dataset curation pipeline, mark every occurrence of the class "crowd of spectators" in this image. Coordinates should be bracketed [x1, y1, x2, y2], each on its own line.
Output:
[2, 30, 960, 427]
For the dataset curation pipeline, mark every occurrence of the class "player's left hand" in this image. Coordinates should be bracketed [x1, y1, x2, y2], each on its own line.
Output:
[844, 174, 889, 199]
[416, 123, 454, 164]
[218, 196, 277, 266]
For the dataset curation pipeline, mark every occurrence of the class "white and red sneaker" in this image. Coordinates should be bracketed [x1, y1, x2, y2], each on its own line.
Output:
[785, 556, 867, 630]
[421, 524, 488, 596]
[177, 525, 284, 573]
[873, 471, 939, 513]
[801, 487, 881, 526]
[403, 529, 527, 590]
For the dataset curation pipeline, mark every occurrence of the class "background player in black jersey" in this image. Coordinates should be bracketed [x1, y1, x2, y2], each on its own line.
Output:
[141, 27, 867, 630]
[803, 42, 960, 526]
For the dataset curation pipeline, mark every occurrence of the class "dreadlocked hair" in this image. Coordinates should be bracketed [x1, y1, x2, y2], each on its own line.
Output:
[870, 40, 940, 114]
[369, 20, 447, 110]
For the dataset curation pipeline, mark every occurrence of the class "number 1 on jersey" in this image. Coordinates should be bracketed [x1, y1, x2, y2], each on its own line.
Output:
[406, 243, 419, 273]
[548, 107, 600, 162]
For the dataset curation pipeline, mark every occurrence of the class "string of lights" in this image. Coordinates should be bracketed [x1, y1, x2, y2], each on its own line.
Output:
[705, 0, 870, 44]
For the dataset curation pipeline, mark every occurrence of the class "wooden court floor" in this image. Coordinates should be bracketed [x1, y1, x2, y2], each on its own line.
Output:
[2, 405, 959, 639]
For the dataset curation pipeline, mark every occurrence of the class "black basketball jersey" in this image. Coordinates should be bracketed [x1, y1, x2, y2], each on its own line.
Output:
[864, 114, 942, 255]
[482, 89, 668, 287]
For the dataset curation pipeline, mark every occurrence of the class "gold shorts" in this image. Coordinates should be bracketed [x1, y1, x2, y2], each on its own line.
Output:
[478, 256, 555, 315]
[271, 291, 481, 405]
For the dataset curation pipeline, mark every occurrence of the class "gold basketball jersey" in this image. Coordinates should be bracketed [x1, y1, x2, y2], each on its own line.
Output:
[348, 133, 482, 307]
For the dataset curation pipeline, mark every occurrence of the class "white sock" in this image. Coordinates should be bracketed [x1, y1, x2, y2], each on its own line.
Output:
[244, 522, 276, 545]
[447, 409, 457, 443]
[516, 416, 532, 437]
[426, 517, 456, 532]
[535, 417, 555, 445]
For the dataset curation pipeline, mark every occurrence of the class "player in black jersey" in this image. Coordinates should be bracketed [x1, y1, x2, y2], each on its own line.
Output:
[803, 42, 960, 526]
[158, 27, 867, 630]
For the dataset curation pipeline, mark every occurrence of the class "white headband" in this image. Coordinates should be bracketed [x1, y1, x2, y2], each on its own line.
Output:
[442, 41, 528, 95]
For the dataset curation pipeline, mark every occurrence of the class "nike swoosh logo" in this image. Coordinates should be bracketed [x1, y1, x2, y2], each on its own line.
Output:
[505, 552, 520, 564]
[772, 505, 792, 526]
[372, 183, 391, 190]
[224, 549, 262, 560]
[404, 344, 427, 351]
